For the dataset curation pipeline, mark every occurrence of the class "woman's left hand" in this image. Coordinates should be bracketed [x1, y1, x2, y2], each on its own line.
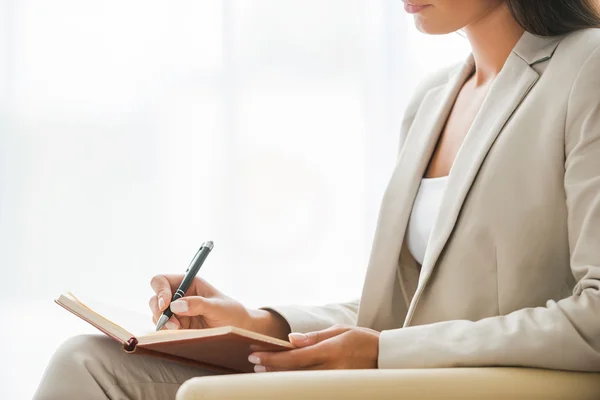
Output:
[248, 325, 380, 372]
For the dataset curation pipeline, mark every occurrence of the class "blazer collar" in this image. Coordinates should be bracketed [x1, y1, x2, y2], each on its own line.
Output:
[512, 31, 564, 66]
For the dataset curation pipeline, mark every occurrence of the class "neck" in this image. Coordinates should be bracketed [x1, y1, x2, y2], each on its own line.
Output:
[464, 3, 525, 85]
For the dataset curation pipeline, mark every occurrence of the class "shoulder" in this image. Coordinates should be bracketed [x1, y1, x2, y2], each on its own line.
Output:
[562, 27, 600, 46]
[539, 29, 600, 111]
[564, 29, 600, 91]
[556, 28, 600, 60]
[563, 30, 600, 148]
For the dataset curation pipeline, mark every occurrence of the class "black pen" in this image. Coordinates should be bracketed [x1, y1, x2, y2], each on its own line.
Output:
[155, 241, 214, 331]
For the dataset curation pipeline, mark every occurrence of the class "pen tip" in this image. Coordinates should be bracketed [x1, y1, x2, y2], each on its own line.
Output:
[156, 315, 169, 331]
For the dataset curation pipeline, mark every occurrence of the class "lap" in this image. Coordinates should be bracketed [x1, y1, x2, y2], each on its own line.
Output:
[35, 335, 218, 400]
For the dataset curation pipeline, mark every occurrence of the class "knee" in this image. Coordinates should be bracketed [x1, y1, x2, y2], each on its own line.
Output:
[56, 334, 97, 354]
[34, 335, 119, 399]
[51, 334, 113, 366]
[44, 334, 124, 381]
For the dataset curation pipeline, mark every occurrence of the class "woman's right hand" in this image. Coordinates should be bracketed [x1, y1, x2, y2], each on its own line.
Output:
[148, 275, 291, 340]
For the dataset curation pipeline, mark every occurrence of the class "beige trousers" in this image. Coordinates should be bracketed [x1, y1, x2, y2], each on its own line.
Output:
[33, 335, 218, 400]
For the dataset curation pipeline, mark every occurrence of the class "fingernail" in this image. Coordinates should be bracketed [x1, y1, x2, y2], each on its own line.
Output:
[289, 333, 307, 342]
[158, 297, 165, 310]
[254, 365, 267, 373]
[248, 354, 261, 364]
[170, 300, 188, 313]
[165, 321, 178, 330]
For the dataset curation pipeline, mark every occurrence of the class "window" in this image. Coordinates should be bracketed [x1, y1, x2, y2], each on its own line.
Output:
[0, 1, 469, 398]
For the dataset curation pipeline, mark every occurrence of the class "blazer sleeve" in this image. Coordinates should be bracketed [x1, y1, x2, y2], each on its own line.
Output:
[261, 301, 360, 333]
[377, 45, 600, 372]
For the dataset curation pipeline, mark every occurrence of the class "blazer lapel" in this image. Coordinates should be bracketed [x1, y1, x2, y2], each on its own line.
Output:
[357, 58, 475, 330]
[403, 39, 551, 326]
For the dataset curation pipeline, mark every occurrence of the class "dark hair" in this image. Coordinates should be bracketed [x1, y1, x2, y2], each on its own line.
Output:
[506, 0, 600, 36]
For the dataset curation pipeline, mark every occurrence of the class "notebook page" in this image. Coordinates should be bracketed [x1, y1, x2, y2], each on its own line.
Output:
[66, 293, 156, 338]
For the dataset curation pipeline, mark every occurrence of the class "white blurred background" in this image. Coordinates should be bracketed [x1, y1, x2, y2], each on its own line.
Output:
[0, 0, 469, 398]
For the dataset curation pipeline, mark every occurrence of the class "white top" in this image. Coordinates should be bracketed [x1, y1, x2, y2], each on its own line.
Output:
[406, 177, 448, 265]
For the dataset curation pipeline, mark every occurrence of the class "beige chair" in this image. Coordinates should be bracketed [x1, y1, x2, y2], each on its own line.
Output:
[177, 368, 600, 400]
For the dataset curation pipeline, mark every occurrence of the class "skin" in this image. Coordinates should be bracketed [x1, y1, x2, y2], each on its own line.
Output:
[149, 0, 527, 373]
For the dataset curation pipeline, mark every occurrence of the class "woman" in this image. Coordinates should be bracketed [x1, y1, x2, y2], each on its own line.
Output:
[35, 0, 600, 399]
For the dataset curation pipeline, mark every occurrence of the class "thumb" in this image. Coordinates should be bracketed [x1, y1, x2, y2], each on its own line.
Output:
[288, 325, 351, 348]
[169, 296, 214, 317]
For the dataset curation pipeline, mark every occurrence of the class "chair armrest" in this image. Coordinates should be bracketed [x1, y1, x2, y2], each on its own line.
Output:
[177, 368, 600, 400]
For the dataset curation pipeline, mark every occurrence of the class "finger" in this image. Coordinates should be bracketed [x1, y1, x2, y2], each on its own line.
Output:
[163, 316, 181, 330]
[149, 295, 161, 319]
[253, 364, 292, 373]
[249, 345, 324, 370]
[288, 325, 351, 348]
[151, 313, 181, 329]
[169, 296, 214, 317]
[164, 275, 219, 297]
[150, 294, 181, 328]
[150, 275, 174, 311]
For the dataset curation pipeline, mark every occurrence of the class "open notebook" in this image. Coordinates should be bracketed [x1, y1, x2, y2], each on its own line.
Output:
[56, 292, 293, 373]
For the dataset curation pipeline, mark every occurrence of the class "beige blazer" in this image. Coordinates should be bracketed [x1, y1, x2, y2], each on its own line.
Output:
[268, 28, 600, 372]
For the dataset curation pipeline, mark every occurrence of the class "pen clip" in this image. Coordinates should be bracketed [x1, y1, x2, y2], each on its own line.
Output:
[187, 247, 203, 269]
[186, 241, 213, 271]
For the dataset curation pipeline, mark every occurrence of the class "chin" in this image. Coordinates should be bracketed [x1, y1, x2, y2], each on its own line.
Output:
[414, 17, 459, 35]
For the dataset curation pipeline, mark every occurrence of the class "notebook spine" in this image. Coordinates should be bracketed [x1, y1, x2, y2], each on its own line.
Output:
[124, 337, 138, 352]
